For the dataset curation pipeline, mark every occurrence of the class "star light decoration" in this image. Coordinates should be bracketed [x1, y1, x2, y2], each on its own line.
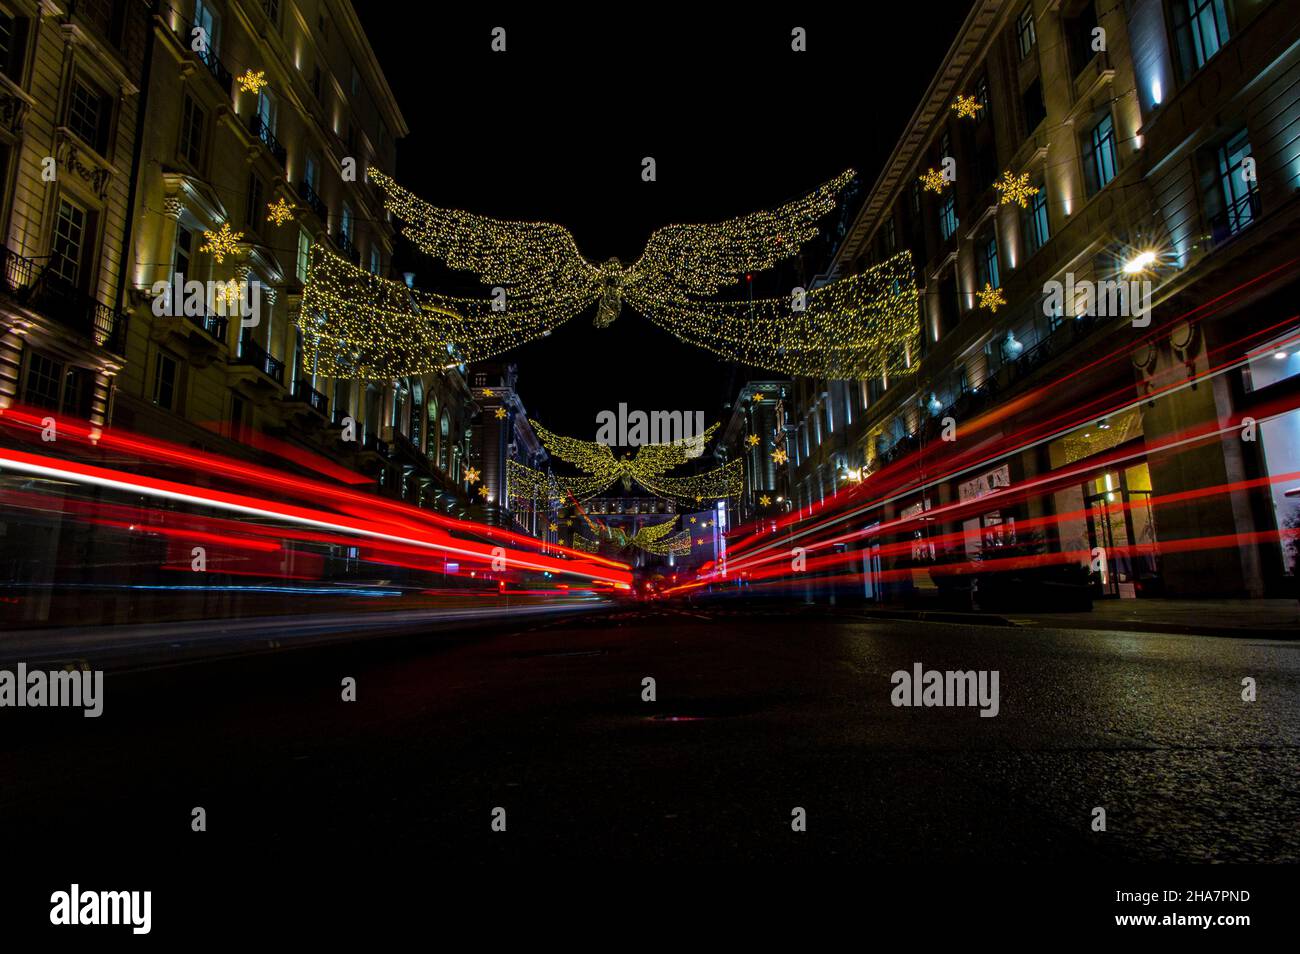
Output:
[994, 170, 1039, 208]
[772, 448, 788, 465]
[746, 434, 760, 447]
[199, 223, 243, 265]
[464, 466, 480, 484]
[266, 197, 294, 227]
[951, 93, 983, 119]
[481, 388, 494, 397]
[300, 170, 922, 382]
[477, 485, 489, 499]
[977, 283, 1007, 313]
[549, 522, 558, 532]
[759, 494, 772, 507]
[494, 407, 507, 420]
[237, 69, 268, 94]
[919, 167, 950, 193]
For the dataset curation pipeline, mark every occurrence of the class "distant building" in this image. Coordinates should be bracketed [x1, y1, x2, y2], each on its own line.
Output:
[719, 380, 791, 524]
[468, 361, 547, 534]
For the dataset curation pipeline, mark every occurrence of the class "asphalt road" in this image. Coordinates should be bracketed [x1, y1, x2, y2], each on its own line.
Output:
[5, 604, 1299, 866]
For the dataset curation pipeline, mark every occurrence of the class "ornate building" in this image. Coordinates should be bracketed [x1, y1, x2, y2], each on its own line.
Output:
[786, 0, 1300, 600]
[0, 0, 149, 428]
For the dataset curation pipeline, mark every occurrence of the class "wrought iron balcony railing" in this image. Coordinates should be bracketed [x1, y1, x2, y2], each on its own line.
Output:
[186, 311, 228, 343]
[248, 113, 287, 168]
[0, 246, 128, 355]
[295, 180, 328, 221]
[291, 379, 328, 416]
[233, 333, 285, 385]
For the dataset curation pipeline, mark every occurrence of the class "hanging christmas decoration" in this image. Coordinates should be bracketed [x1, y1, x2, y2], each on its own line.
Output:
[994, 170, 1039, 208]
[237, 69, 268, 94]
[305, 169, 918, 381]
[951, 94, 983, 119]
[977, 283, 1007, 312]
[199, 223, 243, 265]
[919, 168, 950, 193]
[266, 197, 294, 226]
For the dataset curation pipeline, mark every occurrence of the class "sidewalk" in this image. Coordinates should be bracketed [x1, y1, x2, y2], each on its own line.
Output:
[858, 598, 1300, 639]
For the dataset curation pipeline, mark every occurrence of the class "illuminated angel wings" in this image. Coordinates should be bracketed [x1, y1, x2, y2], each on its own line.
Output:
[299, 168, 920, 381]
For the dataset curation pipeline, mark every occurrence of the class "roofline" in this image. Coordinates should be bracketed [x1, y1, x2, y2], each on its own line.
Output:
[826, 0, 1003, 280]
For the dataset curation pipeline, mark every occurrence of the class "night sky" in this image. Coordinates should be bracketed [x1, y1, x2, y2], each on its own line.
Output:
[355, 7, 970, 438]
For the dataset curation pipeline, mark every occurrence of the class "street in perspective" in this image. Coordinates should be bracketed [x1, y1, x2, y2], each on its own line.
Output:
[0, 0, 1297, 938]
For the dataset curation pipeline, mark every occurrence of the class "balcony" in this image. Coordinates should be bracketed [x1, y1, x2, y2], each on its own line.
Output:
[247, 114, 287, 168]
[232, 333, 285, 385]
[0, 246, 128, 355]
[187, 311, 229, 344]
[296, 180, 328, 221]
[290, 379, 329, 416]
[1208, 189, 1262, 249]
[198, 49, 234, 97]
[333, 231, 360, 265]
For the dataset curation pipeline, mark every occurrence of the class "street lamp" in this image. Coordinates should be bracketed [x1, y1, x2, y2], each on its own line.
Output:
[1122, 250, 1158, 275]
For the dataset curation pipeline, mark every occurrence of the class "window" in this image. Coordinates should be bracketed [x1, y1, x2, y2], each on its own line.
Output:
[439, 411, 450, 472]
[939, 130, 952, 162]
[910, 180, 922, 217]
[882, 218, 896, 257]
[310, 65, 322, 101]
[1173, 0, 1230, 77]
[939, 192, 958, 242]
[50, 198, 88, 287]
[1022, 78, 1046, 134]
[1023, 183, 1050, 254]
[174, 225, 193, 278]
[977, 231, 1000, 289]
[296, 228, 312, 282]
[194, 0, 220, 61]
[62, 365, 93, 417]
[1083, 112, 1117, 194]
[67, 77, 110, 153]
[246, 173, 264, 233]
[1215, 128, 1258, 237]
[370, 245, 381, 274]
[0, 10, 28, 81]
[256, 91, 276, 135]
[154, 351, 180, 410]
[975, 75, 990, 122]
[1064, 2, 1100, 76]
[304, 154, 320, 190]
[340, 203, 352, 242]
[263, 0, 281, 28]
[1016, 5, 1036, 59]
[23, 351, 62, 409]
[179, 94, 205, 167]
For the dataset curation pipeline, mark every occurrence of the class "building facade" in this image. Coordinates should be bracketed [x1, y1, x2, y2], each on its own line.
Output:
[0, 0, 150, 428]
[785, 0, 1300, 600]
[109, 0, 472, 509]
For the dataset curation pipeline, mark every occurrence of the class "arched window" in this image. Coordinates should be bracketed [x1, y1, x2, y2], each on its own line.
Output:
[439, 411, 451, 472]
[410, 381, 424, 452]
[426, 395, 439, 463]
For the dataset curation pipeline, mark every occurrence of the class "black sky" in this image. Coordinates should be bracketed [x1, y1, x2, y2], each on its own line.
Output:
[353, 5, 971, 438]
